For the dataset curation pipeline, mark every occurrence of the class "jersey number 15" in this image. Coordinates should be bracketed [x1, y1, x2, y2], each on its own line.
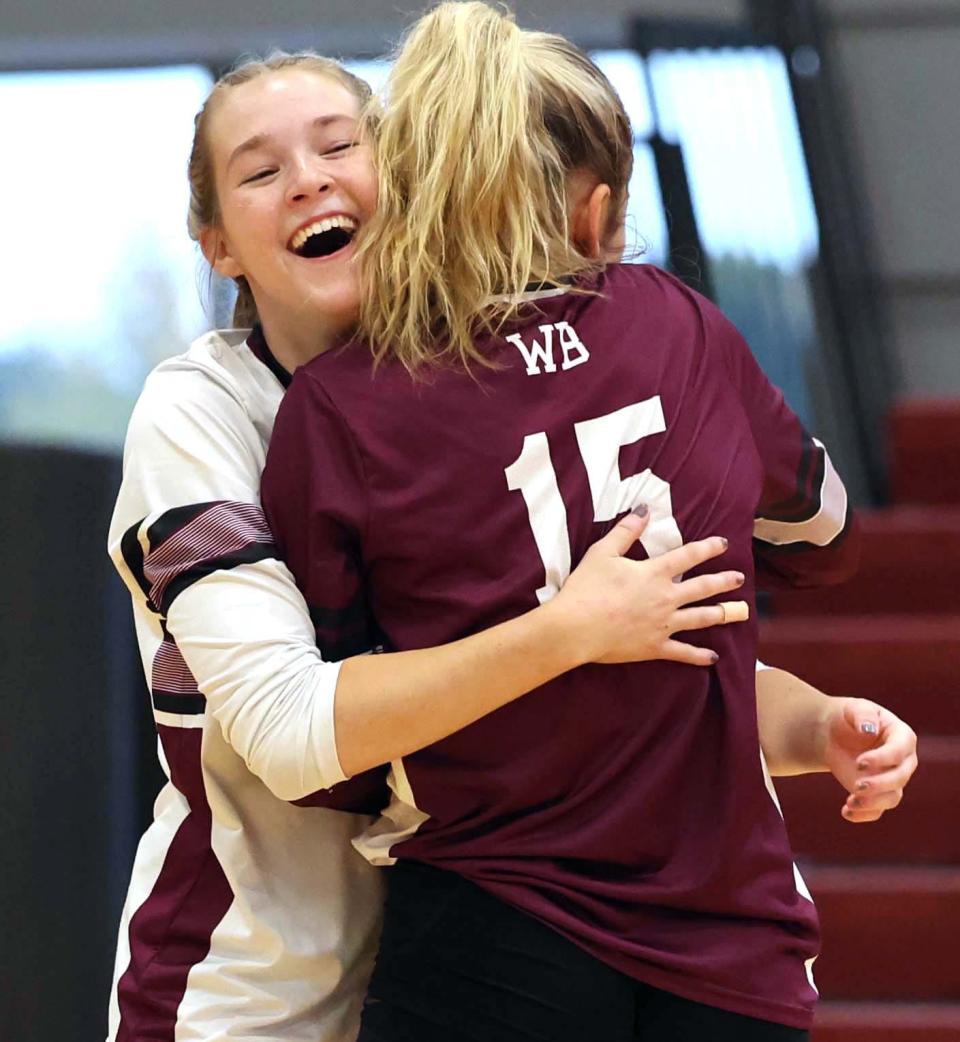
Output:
[505, 396, 683, 604]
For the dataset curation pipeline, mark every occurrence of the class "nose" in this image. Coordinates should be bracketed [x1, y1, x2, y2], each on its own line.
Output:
[286, 154, 332, 205]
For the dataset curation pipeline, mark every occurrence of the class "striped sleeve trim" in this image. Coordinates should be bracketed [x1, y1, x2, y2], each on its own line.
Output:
[760, 432, 823, 524]
[121, 501, 280, 617]
[754, 439, 848, 547]
[151, 638, 205, 717]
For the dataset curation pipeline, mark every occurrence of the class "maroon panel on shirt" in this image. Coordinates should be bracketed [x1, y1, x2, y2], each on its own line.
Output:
[261, 264, 851, 1029]
[115, 726, 233, 1041]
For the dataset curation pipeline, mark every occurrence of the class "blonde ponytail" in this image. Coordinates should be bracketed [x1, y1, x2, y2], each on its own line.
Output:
[358, 1, 633, 372]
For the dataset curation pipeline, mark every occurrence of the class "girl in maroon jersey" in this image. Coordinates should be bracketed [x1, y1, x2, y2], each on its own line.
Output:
[245, 7, 915, 1042]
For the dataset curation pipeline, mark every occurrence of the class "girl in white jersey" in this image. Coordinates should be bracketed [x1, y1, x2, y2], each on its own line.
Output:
[107, 46, 917, 1042]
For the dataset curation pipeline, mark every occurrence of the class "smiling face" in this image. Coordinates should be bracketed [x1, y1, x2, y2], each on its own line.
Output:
[201, 69, 377, 361]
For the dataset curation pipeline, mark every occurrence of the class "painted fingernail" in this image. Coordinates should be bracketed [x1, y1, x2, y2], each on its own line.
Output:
[856, 781, 869, 792]
[735, 573, 746, 586]
[632, 504, 649, 518]
[850, 797, 863, 808]
[709, 651, 720, 665]
[720, 537, 729, 550]
[861, 721, 878, 735]
[857, 760, 870, 771]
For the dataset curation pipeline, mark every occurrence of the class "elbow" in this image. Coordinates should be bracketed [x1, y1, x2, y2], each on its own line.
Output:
[802, 508, 862, 587]
[754, 507, 861, 590]
[243, 743, 327, 802]
[218, 704, 346, 802]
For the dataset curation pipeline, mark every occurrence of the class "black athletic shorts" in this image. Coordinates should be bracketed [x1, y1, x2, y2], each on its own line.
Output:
[357, 860, 811, 1042]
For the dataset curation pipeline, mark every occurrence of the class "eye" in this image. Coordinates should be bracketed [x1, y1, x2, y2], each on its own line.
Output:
[241, 168, 277, 185]
[324, 141, 357, 157]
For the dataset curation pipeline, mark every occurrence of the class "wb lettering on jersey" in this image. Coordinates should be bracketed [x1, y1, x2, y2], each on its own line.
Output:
[506, 321, 591, 376]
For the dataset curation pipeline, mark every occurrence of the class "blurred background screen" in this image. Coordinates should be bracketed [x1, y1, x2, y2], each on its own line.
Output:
[0, 48, 822, 449]
[0, 65, 213, 450]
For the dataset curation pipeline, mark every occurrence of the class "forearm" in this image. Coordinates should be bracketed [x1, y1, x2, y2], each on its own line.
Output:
[335, 601, 582, 778]
[757, 667, 834, 777]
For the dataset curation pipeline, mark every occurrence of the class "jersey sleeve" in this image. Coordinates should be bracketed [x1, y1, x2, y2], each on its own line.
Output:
[697, 290, 860, 589]
[260, 366, 389, 813]
[108, 362, 355, 802]
[261, 368, 380, 667]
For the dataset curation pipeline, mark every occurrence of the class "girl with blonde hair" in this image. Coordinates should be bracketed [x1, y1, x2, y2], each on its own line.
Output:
[258, 5, 897, 1041]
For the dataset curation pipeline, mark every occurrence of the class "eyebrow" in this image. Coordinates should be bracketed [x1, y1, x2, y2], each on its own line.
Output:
[226, 114, 357, 172]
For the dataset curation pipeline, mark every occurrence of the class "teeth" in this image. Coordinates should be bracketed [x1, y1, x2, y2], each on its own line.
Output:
[290, 215, 358, 252]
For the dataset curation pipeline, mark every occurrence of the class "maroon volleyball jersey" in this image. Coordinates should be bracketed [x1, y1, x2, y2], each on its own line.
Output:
[261, 264, 859, 1029]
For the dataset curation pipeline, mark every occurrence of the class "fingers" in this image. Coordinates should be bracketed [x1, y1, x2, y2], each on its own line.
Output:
[674, 571, 746, 606]
[657, 535, 729, 578]
[671, 601, 750, 633]
[833, 700, 917, 821]
[596, 507, 651, 557]
[841, 802, 887, 823]
[855, 712, 918, 775]
[842, 754, 917, 816]
[850, 755, 918, 800]
[841, 699, 882, 748]
[842, 785, 905, 823]
[841, 713, 917, 822]
[657, 639, 720, 668]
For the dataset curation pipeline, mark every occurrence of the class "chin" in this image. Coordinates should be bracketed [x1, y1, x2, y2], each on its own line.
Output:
[325, 290, 362, 327]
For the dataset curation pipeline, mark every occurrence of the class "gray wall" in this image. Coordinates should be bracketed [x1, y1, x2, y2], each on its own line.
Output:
[0, 0, 743, 64]
[3, 0, 958, 396]
[822, 0, 960, 395]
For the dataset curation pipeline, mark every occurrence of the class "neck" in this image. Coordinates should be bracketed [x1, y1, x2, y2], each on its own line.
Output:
[258, 311, 339, 373]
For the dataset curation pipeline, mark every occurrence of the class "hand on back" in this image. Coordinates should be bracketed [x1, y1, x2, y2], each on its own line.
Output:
[551, 508, 748, 668]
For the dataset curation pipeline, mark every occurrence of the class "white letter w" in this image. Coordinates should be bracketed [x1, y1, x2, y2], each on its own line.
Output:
[506, 325, 557, 376]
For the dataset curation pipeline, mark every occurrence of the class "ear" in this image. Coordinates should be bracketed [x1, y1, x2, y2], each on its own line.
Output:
[199, 225, 243, 280]
[571, 181, 612, 260]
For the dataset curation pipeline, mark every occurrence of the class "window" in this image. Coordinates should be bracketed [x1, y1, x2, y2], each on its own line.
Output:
[598, 45, 822, 426]
[0, 65, 214, 450]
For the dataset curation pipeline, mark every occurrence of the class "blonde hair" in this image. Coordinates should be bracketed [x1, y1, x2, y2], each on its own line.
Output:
[357, 1, 633, 371]
[187, 52, 372, 327]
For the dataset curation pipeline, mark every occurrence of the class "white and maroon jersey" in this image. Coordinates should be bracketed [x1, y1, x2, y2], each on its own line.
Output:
[261, 265, 860, 1031]
[106, 329, 384, 1042]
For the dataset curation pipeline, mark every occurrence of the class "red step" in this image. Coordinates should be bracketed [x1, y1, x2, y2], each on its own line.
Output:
[777, 737, 960, 865]
[814, 1002, 960, 1042]
[759, 616, 960, 733]
[769, 508, 960, 617]
[803, 866, 960, 1000]
[890, 400, 960, 506]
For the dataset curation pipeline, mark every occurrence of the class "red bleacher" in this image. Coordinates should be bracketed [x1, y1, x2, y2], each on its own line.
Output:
[761, 400, 960, 1042]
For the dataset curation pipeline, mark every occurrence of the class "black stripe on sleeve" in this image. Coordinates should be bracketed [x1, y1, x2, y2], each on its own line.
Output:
[147, 501, 225, 551]
[120, 518, 159, 612]
[153, 692, 207, 715]
[159, 542, 281, 616]
[757, 432, 826, 524]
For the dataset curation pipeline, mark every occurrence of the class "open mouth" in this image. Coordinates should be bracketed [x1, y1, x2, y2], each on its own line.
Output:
[289, 215, 358, 259]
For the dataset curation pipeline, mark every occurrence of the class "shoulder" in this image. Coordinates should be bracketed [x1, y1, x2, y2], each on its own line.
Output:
[135, 329, 251, 415]
[601, 263, 708, 316]
[602, 264, 744, 353]
[126, 329, 275, 449]
[119, 329, 275, 505]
